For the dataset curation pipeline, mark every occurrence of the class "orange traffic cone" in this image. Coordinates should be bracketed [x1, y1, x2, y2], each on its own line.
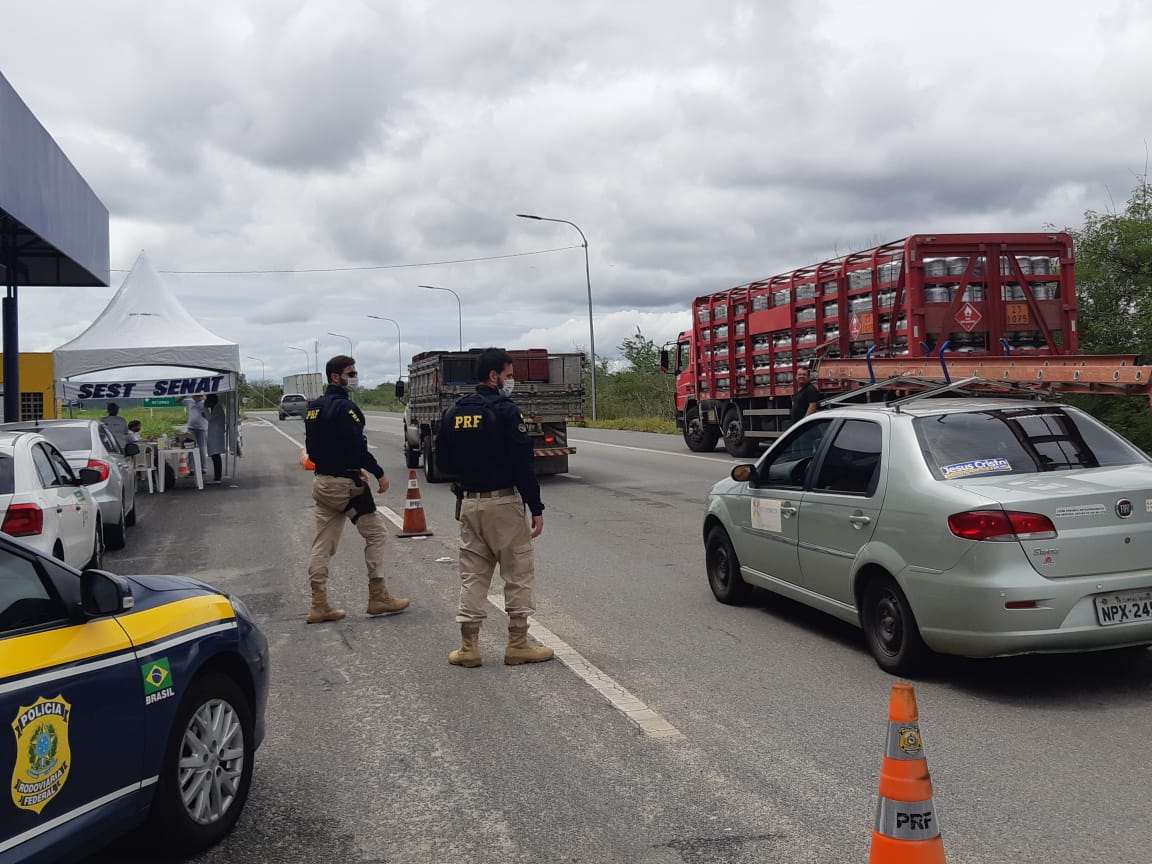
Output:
[177, 451, 190, 478]
[397, 470, 433, 538]
[869, 683, 946, 863]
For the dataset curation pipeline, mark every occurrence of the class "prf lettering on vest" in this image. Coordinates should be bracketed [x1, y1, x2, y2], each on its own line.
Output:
[454, 414, 483, 429]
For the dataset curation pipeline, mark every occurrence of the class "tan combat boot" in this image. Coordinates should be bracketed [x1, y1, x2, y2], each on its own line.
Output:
[504, 618, 554, 665]
[367, 578, 410, 616]
[306, 588, 346, 624]
[448, 622, 483, 667]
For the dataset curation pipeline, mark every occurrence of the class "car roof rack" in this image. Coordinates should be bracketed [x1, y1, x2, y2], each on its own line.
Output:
[888, 376, 1047, 410]
[818, 375, 1050, 411]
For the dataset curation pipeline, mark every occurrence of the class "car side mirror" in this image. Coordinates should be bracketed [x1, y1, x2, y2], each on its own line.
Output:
[394, 380, 406, 399]
[80, 569, 134, 618]
[659, 348, 670, 373]
[731, 463, 758, 486]
[77, 467, 103, 485]
[124, 442, 140, 457]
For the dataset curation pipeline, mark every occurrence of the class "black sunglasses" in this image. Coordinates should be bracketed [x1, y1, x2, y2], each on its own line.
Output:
[343, 370, 358, 377]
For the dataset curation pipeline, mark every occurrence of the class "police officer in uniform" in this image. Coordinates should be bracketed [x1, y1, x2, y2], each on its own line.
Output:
[303, 355, 409, 623]
[437, 347, 553, 667]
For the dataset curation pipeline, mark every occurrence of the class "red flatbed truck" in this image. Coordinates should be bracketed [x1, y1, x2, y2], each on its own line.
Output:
[662, 233, 1149, 456]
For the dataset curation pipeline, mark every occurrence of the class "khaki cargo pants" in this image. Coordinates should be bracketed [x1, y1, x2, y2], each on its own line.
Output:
[455, 492, 535, 623]
[308, 475, 387, 590]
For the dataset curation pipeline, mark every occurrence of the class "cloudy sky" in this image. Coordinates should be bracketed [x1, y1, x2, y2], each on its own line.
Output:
[5, 0, 1151, 386]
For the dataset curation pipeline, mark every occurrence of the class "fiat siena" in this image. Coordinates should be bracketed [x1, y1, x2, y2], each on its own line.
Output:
[703, 397, 1152, 674]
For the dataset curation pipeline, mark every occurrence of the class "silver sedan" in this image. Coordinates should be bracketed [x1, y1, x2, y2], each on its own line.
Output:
[703, 397, 1152, 674]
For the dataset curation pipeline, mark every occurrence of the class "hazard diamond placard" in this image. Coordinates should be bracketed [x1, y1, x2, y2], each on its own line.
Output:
[955, 302, 982, 332]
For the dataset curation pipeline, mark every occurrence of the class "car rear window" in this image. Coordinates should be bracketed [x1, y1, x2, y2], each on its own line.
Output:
[0, 455, 12, 494]
[31, 426, 92, 451]
[913, 407, 1147, 480]
[283, 396, 306, 404]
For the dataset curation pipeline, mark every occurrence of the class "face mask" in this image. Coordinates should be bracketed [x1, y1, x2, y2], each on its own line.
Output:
[500, 376, 515, 397]
[344, 376, 359, 392]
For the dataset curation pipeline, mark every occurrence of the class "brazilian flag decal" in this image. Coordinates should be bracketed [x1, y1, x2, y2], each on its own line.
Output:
[141, 658, 172, 695]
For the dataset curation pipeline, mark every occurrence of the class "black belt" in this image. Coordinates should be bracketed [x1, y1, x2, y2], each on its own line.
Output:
[463, 488, 516, 499]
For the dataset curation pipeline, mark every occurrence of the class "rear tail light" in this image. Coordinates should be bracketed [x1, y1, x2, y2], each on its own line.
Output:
[2, 503, 44, 536]
[544, 435, 556, 444]
[86, 459, 110, 481]
[948, 509, 1058, 541]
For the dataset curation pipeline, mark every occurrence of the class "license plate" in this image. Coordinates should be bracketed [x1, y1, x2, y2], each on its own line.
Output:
[1094, 589, 1152, 626]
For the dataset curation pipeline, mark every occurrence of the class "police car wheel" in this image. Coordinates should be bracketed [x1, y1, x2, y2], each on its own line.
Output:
[147, 672, 255, 854]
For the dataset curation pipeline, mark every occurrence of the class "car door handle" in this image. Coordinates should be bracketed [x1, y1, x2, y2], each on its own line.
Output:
[849, 514, 871, 527]
[781, 505, 798, 518]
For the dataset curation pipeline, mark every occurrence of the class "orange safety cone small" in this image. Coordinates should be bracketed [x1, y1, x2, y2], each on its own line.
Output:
[397, 469, 434, 538]
[868, 683, 947, 864]
[177, 451, 190, 478]
[299, 448, 315, 470]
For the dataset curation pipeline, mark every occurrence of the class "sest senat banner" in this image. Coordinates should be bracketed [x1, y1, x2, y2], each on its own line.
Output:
[57, 374, 235, 401]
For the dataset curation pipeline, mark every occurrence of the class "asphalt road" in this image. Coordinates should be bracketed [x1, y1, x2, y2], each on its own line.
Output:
[87, 412, 1152, 864]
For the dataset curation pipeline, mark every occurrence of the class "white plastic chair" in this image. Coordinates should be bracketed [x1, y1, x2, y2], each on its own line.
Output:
[134, 443, 157, 494]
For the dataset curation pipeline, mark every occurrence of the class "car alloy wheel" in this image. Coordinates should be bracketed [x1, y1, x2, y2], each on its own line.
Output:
[148, 673, 255, 854]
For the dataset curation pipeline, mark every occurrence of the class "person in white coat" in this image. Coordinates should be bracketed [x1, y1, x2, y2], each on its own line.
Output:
[205, 393, 227, 485]
[183, 394, 210, 477]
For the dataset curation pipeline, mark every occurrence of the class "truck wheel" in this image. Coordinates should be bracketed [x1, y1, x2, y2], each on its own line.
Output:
[722, 407, 760, 458]
[403, 434, 421, 469]
[422, 437, 443, 484]
[683, 406, 720, 452]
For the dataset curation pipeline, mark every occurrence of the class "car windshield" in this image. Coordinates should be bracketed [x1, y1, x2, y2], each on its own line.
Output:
[913, 406, 1147, 480]
[283, 396, 306, 404]
[0, 455, 12, 493]
[28, 426, 92, 451]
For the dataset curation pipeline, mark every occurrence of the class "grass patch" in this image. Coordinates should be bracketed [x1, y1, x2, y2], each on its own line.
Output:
[581, 417, 678, 435]
[65, 407, 189, 441]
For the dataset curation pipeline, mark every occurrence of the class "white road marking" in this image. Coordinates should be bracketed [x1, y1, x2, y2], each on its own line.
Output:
[249, 418, 406, 528]
[486, 589, 683, 742]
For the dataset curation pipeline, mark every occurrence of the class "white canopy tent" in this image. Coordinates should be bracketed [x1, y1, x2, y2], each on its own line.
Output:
[53, 251, 243, 484]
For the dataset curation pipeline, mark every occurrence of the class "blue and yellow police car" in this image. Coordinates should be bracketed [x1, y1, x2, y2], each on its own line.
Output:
[0, 533, 269, 863]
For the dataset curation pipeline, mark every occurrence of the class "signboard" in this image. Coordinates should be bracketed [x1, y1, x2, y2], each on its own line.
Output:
[955, 303, 982, 333]
[1005, 303, 1030, 326]
[58, 374, 233, 401]
[142, 397, 180, 407]
[859, 312, 874, 335]
[849, 313, 862, 340]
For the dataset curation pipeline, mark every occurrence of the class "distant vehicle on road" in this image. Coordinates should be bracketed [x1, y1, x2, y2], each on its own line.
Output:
[278, 393, 309, 420]
[0, 532, 270, 863]
[703, 390, 1152, 674]
[1, 418, 138, 550]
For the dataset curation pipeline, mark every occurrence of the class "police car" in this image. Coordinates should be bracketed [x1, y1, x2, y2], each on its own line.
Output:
[0, 533, 269, 863]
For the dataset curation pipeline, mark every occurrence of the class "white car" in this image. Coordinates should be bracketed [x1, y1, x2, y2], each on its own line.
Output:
[0, 430, 103, 569]
[1, 419, 139, 549]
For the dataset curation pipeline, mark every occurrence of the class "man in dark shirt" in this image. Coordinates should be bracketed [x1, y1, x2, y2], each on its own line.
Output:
[303, 355, 409, 624]
[790, 365, 821, 424]
[437, 347, 553, 668]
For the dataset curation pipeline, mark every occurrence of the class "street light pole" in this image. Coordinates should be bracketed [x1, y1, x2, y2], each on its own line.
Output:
[366, 315, 404, 383]
[516, 213, 597, 420]
[288, 345, 311, 375]
[246, 355, 268, 407]
[328, 331, 353, 355]
[418, 285, 462, 351]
